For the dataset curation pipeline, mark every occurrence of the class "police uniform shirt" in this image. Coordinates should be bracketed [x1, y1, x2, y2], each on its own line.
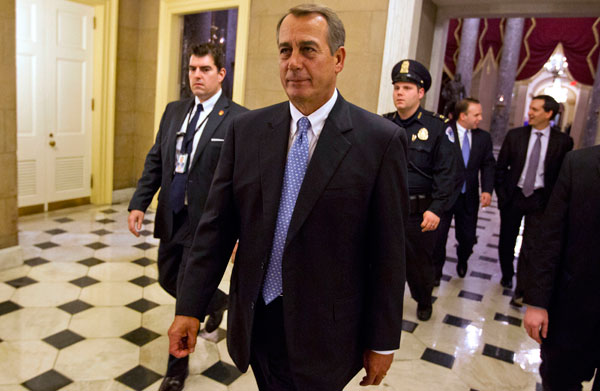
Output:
[383, 106, 457, 216]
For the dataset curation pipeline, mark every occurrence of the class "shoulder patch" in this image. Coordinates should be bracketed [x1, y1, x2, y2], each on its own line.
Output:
[445, 126, 455, 143]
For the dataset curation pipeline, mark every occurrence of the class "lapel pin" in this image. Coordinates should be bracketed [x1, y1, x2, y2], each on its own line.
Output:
[218, 110, 224, 116]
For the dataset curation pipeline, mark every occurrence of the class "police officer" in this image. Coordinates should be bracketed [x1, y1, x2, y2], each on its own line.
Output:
[384, 59, 457, 321]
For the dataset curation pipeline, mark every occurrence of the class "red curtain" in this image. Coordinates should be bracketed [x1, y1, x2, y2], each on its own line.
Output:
[445, 17, 600, 86]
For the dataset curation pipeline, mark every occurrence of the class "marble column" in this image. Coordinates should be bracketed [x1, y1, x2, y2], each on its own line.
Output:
[490, 18, 525, 146]
[456, 18, 480, 96]
[581, 51, 600, 147]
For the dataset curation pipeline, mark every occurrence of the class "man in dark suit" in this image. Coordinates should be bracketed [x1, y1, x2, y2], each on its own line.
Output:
[433, 98, 495, 284]
[167, 5, 408, 391]
[495, 95, 572, 299]
[127, 42, 247, 391]
[523, 145, 600, 390]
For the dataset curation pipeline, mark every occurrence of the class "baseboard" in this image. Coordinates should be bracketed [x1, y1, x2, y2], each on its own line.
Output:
[0, 245, 23, 270]
[112, 187, 136, 205]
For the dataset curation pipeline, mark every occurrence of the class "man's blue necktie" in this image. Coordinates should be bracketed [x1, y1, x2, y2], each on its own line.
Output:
[461, 130, 470, 193]
[170, 103, 203, 213]
[262, 117, 311, 304]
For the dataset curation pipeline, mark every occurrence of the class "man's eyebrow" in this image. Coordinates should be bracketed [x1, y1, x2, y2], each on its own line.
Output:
[298, 40, 318, 47]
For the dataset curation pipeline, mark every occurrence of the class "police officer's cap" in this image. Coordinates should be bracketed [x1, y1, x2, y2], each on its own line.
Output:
[391, 59, 432, 92]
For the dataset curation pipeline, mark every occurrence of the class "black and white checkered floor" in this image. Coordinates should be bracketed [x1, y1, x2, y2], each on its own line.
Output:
[0, 201, 594, 390]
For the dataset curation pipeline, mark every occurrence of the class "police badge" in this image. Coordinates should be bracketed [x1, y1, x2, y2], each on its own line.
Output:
[417, 128, 429, 141]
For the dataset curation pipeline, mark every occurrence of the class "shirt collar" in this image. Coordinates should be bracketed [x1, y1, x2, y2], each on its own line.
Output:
[289, 89, 338, 137]
[456, 121, 468, 134]
[194, 88, 222, 113]
[532, 124, 550, 136]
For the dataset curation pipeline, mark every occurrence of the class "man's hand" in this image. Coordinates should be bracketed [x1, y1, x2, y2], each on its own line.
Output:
[360, 350, 393, 386]
[480, 192, 492, 208]
[524, 306, 549, 344]
[128, 210, 145, 237]
[421, 211, 440, 232]
[168, 315, 200, 358]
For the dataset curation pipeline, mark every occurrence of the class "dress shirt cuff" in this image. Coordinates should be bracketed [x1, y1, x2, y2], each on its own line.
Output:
[372, 350, 395, 355]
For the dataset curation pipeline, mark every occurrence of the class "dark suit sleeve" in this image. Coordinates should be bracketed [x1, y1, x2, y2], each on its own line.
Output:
[364, 128, 408, 350]
[429, 132, 457, 216]
[128, 105, 170, 212]
[524, 152, 572, 309]
[494, 131, 513, 207]
[480, 132, 496, 195]
[175, 121, 240, 319]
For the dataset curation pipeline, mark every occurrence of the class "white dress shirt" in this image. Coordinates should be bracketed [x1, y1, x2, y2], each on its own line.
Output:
[455, 122, 472, 152]
[518, 125, 550, 191]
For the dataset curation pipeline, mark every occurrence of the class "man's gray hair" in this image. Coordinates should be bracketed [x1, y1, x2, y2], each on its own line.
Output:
[276, 4, 346, 55]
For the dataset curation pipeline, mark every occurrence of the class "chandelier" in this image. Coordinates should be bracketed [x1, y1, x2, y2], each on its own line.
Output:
[543, 53, 569, 103]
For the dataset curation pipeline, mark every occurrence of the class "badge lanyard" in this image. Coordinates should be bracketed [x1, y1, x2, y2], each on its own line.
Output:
[174, 107, 211, 174]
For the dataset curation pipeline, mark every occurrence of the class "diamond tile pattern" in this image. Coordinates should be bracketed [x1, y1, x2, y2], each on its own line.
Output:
[21, 369, 73, 391]
[115, 365, 162, 391]
[7, 200, 549, 390]
[85, 242, 109, 250]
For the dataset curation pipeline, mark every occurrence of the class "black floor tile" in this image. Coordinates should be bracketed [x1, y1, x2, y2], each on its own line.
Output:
[493, 233, 500, 237]
[133, 242, 155, 250]
[138, 230, 153, 237]
[129, 276, 157, 288]
[96, 218, 115, 224]
[446, 256, 457, 264]
[77, 257, 104, 267]
[126, 298, 160, 313]
[69, 276, 100, 288]
[0, 300, 22, 316]
[494, 313, 522, 327]
[58, 300, 93, 315]
[502, 289, 514, 297]
[479, 255, 497, 263]
[90, 229, 112, 236]
[100, 208, 118, 214]
[476, 225, 486, 229]
[202, 361, 243, 385]
[85, 242, 109, 250]
[482, 343, 515, 364]
[24, 257, 50, 267]
[34, 241, 59, 250]
[5, 276, 38, 288]
[442, 314, 472, 328]
[121, 327, 161, 347]
[470, 271, 492, 280]
[421, 348, 455, 369]
[22, 369, 72, 391]
[478, 216, 492, 222]
[44, 228, 66, 235]
[115, 365, 162, 391]
[142, 219, 153, 225]
[536, 383, 543, 391]
[43, 330, 85, 349]
[483, 210, 496, 215]
[132, 257, 155, 267]
[458, 290, 483, 302]
[402, 319, 418, 333]
[486, 243, 498, 249]
[431, 296, 438, 304]
[54, 217, 73, 223]
[441, 274, 452, 282]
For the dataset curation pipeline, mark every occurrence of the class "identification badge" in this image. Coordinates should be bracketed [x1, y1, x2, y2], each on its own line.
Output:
[175, 154, 189, 174]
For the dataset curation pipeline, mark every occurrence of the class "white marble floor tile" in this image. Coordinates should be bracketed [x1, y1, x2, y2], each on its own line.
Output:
[0, 307, 70, 341]
[80, 282, 143, 306]
[60, 380, 133, 391]
[12, 282, 81, 307]
[0, 282, 15, 301]
[141, 304, 175, 334]
[95, 246, 145, 262]
[0, 265, 31, 282]
[41, 245, 95, 263]
[28, 261, 88, 282]
[143, 283, 176, 305]
[69, 307, 141, 338]
[51, 232, 101, 246]
[88, 262, 145, 282]
[0, 340, 58, 384]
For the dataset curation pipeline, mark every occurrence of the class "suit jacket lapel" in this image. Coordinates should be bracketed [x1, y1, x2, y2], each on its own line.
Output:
[167, 98, 194, 176]
[190, 94, 229, 170]
[285, 95, 352, 247]
[260, 103, 291, 240]
[450, 122, 465, 169]
[516, 126, 532, 176]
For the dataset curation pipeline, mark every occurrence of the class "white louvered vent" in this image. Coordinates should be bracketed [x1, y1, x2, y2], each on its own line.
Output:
[18, 160, 37, 196]
[55, 156, 84, 191]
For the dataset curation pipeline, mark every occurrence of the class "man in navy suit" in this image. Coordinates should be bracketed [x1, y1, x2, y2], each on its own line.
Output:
[495, 95, 572, 300]
[128, 43, 247, 391]
[166, 5, 408, 391]
[433, 98, 495, 285]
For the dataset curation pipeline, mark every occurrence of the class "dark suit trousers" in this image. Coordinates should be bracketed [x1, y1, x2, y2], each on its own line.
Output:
[158, 209, 228, 377]
[433, 193, 478, 279]
[540, 342, 600, 390]
[250, 297, 297, 391]
[406, 213, 436, 307]
[498, 189, 545, 287]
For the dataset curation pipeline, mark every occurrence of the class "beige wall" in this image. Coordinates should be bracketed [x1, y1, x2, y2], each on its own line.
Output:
[244, 0, 389, 112]
[0, 0, 18, 249]
[113, 0, 159, 190]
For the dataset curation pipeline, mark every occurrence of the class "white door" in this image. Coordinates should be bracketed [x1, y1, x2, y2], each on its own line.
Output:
[16, 0, 94, 208]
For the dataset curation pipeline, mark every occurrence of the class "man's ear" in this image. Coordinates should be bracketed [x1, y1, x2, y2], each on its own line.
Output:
[333, 46, 346, 74]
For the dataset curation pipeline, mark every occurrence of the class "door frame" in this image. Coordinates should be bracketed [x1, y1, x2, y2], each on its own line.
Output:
[154, 0, 251, 136]
[70, 0, 118, 205]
